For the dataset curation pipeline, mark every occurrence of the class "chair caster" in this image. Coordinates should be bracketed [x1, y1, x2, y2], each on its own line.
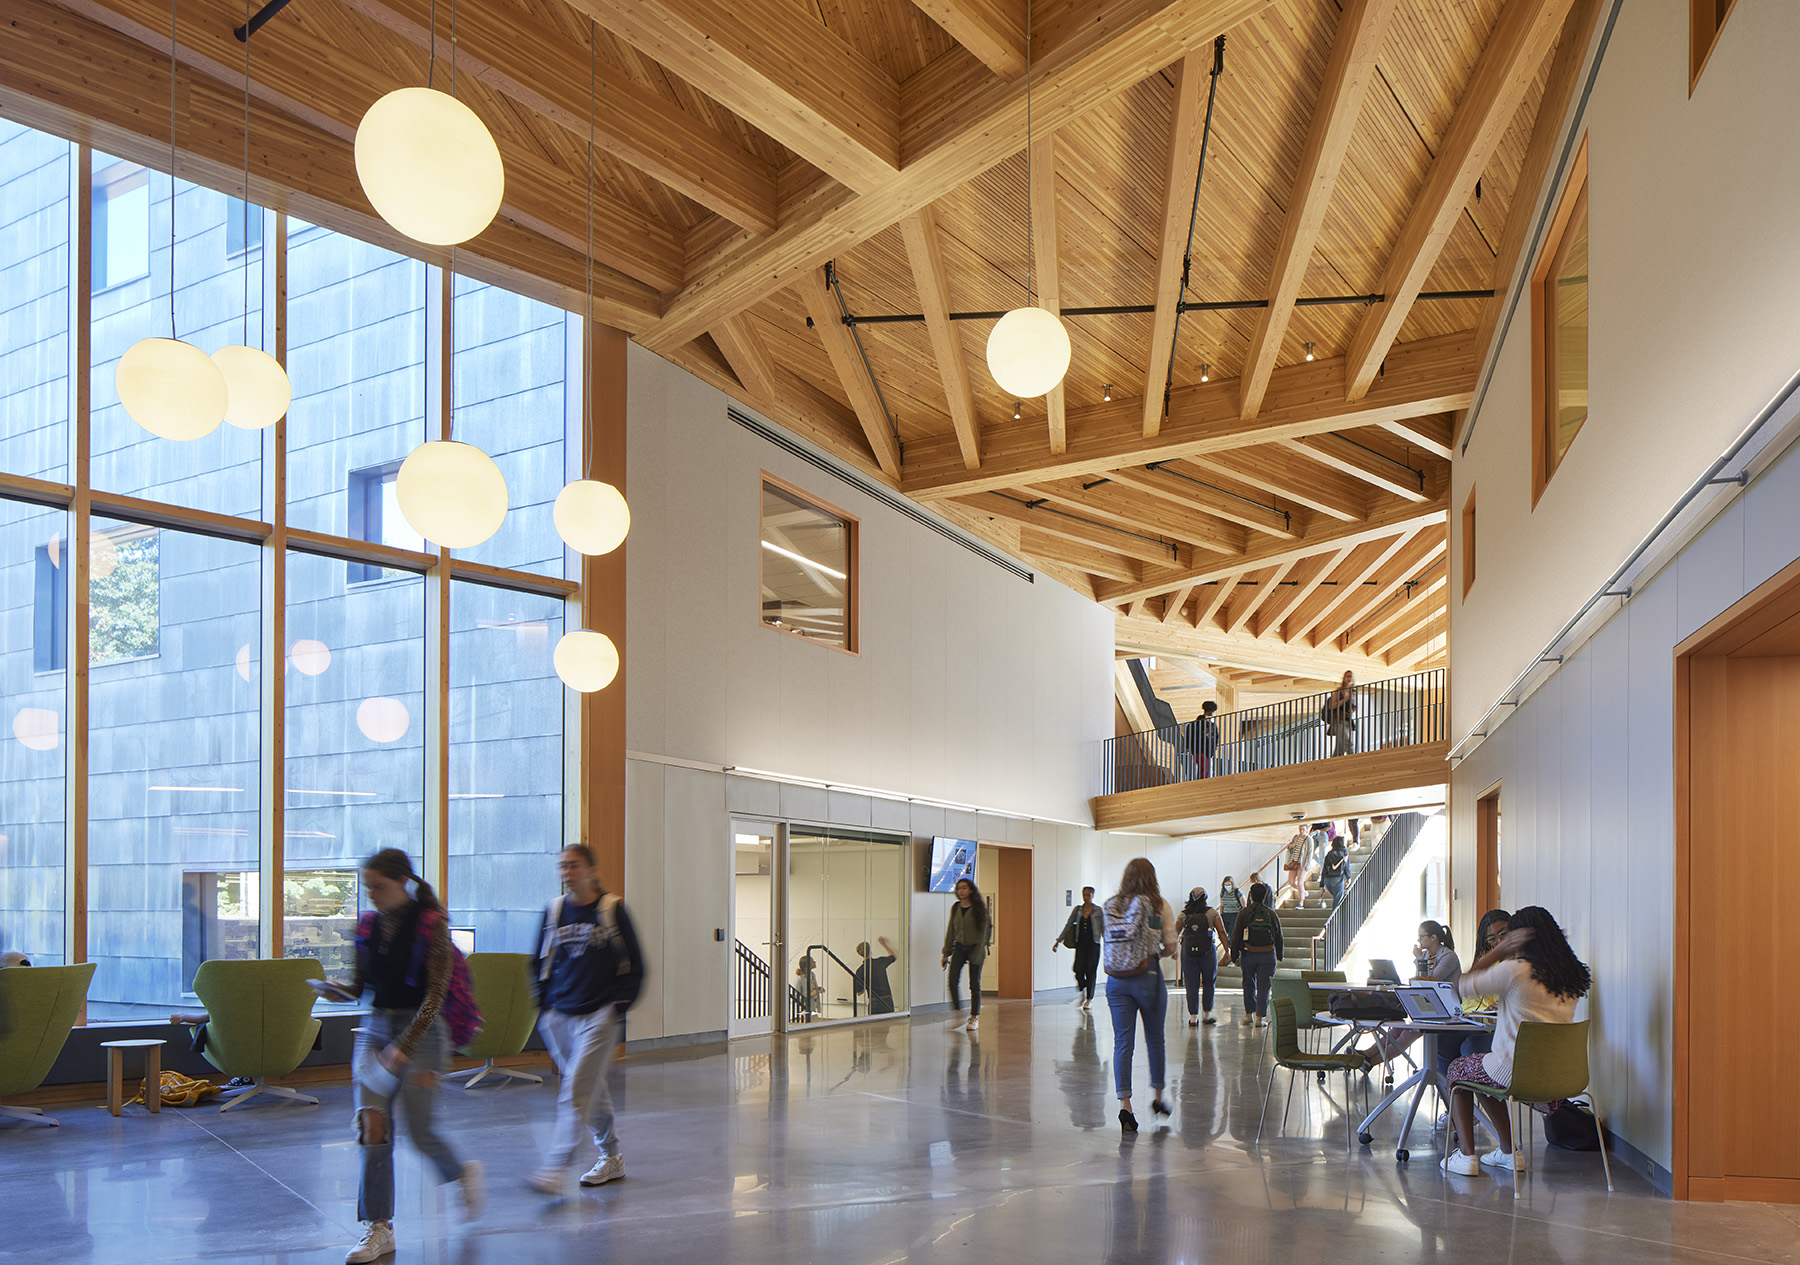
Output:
[1358, 1131, 1373, 1147]
[1396, 1148, 1409, 1162]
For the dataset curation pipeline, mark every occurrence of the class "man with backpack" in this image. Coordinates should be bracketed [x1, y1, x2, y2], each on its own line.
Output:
[527, 844, 645, 1195]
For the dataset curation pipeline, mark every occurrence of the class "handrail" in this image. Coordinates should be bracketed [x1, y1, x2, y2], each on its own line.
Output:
[804, 943, 863, 1018]
[1310, 812, 1426, 971]
[1099, 668, 1445, 796]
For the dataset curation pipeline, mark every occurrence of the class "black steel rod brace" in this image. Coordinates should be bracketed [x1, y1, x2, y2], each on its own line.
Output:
[234, 0, 294, 41]
[839, 290, 1494, 327]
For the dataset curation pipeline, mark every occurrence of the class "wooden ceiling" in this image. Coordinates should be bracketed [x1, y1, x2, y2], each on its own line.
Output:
[0, 0, 1604, 681]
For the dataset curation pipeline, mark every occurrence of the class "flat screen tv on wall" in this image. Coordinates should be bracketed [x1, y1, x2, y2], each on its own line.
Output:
[928, 837, 977, 893]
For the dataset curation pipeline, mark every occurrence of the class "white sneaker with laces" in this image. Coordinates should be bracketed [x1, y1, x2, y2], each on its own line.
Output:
[1440, 1152, 1481, 1176]
[345, 1220, 394, 1264]
[966, 1016, 980, 1033]
[458, 1161, 485, 1221]
[1480, 1147, 1517, 1171]
[581, 1155, 626, 1187]
[948, 1014, 968, 1030]
[526, 1166, 566, 1195]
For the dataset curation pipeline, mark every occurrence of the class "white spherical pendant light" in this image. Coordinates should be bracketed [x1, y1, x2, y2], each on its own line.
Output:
[395, 440, 508, 550]
[986, 306, 1071, 398]
[355, 87, 505, 246]
[212, 345, 291, 429]
[553, 629, 618, 693]
[553, 480, 630, 556]
[117, 337, 229, 440]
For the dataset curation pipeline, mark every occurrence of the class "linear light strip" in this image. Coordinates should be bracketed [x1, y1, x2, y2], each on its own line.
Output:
[760, 538, 847, 579]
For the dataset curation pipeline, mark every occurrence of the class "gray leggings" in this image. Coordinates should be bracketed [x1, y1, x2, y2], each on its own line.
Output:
[354, 1009, 462, 1223]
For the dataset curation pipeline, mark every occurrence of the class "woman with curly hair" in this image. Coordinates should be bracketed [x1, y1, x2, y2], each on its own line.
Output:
[1441, 906, 1591, 1175]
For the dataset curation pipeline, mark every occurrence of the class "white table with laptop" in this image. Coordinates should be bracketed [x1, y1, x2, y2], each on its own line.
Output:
[1342, 977, 1493, 1161]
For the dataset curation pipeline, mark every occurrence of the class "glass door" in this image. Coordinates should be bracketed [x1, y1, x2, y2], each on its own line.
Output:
[786, 826, 909, 1026]
[729, 821, 778, 1038]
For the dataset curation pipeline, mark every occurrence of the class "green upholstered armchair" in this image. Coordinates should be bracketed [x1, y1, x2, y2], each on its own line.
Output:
[446, 952, 542, 1089]
[0, 962, 96, 1126]
[191, 957, 324, 1112]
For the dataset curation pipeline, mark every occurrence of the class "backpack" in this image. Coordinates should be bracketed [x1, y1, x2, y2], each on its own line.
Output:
[1242, 905, 1277, 950]
[354, 907, 482, 1050]
[538, 892, 639, 1008]
[1102, 896, 1158, 977]
[1181, 899, 1211, 951]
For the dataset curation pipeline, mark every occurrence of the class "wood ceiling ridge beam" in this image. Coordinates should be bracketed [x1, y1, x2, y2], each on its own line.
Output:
[1342, 0, 1576, 401]
[1093, 495, 1446, 606]
[1104, 466, 1294, 537]
[1464, 0, 1605, 447]
[900, 207, 981, 470]
[898, 329, 1475, 500]
[1, 0, 663, 328]
[1023, 478, 1244, 555]
[1141, 50, 1209, 439]
[1281, 531, 1419, 645]
[799, 266, 902, 477]
[963, 491, 1181, 568]
[1378, 414, 1455, 461]
[907, 0, 1027, 81]
[331, 0, 780, 234]
[1180, 451, 1368, 522]
[634, 0, 1274, 354]
[567, 0, 900, 194]
[1238, 0, 1399, 421]
[1030, 133, 1066, 455]
[1280, 432, 1429, 501]
[1310, 532, 1448, 647]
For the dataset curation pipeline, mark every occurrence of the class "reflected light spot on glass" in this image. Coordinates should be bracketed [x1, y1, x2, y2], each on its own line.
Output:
[356, 696, 411, 744]
[12, 708, 59, 752]
[289, 638, 331, 676]
[90, 530, 118, 581]
[235, 644, 253, 683]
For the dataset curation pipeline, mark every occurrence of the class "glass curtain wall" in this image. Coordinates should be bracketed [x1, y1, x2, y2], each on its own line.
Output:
[0, 117, 580, 1016]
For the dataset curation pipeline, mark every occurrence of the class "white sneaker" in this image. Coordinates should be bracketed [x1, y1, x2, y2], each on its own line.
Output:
[1480, 1147, 1517, 1171]
[580, 1155, 625, 1187]
[457, 1161, 486, 1221]
[526, 1166, 566, 1195]
[345, 1221, 394, 1264]
[1081, 997, 1092, 1011]
[1440, 1152, 1481, 1176]
[948, 1014, 968, 1030]
[1434, 1111, 1450, 1132]
[966, 1017, 980, 1033]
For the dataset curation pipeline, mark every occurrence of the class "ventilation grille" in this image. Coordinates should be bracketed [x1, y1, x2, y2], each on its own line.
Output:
[729, 406, 1033, 583]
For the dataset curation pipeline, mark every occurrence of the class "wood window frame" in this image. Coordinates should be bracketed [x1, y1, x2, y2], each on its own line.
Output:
[1530, 136, 1589, 507]
[759, 470, 859, 656]
[1460, 484, 1477, 599]
[1689, 0, 1738, 94]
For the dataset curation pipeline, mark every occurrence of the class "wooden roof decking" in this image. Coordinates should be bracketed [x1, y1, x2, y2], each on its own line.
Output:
[0, 0, 1591, 679]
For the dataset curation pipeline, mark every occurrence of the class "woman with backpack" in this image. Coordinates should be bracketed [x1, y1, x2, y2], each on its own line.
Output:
[1320, 838, 1350, 909]
[327, 848, 484, 1265]
[527, 843, 645, 1194]
[1228, 882, 1283, 1028]
[1175, 887, 1231, 1027]
[1100, 858, 1178, 1132]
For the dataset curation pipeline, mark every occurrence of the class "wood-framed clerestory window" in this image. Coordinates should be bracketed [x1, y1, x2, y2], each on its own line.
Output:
[760, 473, 858, 654]
[1531, 136, 1588, 506]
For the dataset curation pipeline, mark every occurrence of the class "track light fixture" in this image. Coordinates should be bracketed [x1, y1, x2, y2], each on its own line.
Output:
[1200, 363, 1210, 383]
[1304, 342, 1315, 362]
[1013, 401, 1022, 420]
[1102, 384, 1111, 402]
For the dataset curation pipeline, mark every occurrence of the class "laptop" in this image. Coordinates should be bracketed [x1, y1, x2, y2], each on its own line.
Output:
[1367, 958, 1402, 984]
[1395, 982, 1464, 1023]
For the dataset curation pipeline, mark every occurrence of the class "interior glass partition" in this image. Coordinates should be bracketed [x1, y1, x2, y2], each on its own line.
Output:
[785, 826, 908, 1026]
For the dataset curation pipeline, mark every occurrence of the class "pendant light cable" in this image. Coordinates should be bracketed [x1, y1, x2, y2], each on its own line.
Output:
[241, 0, 252, 348]
[426, 0, 436, 90]
[586, 19, 595, 473]
[1024, 0, 1032, 308]
[168, 0, 179, 341]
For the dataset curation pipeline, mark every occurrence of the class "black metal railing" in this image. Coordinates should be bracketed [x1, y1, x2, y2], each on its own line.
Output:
[1098, 668, 1446, 795]
[1311, 811, 1427, 971]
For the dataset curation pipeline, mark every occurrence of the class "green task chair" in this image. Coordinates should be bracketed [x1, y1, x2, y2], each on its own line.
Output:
[1261, 975, 1334, 1068]
[1259, 997, 1366, 1149]
[0, 963, 95, 1126]
[1449, 1019, 1614, 1198]
[192, 957, 324, 1112]
[447, 952, 542, 1089]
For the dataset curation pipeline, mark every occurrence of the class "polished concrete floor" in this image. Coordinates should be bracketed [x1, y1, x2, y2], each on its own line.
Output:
[6, 995, 1797, 1264]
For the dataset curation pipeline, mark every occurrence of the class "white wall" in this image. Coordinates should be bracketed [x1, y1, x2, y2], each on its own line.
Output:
[621, 345, 1116, 1041]
[1452, 0, 1800, 733]
[1450, 426, 1800, 1182]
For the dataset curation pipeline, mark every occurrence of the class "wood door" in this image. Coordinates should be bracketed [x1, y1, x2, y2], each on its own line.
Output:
[996, 847, 1034, 999]
[1475, 787, 1501, 915]
[1683, 652, 1800, 1201]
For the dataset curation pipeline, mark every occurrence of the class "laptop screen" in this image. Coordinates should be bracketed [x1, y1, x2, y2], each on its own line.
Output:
[1396, 982, 1463, 1022]
[1368, 958, 1401, 983]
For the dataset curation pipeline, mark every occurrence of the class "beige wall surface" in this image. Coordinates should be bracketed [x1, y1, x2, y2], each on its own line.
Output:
[1453, 0, 1800, 735]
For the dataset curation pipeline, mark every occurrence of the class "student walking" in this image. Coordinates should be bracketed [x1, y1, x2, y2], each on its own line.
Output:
[1218, 877, 1242, 943]
[940, 878, 991, 1032]
[1281, 831, 1306, 909]
[328, 849, 484, 1265]
[1322, 671, 1358, 756]
[1229, 883, 1283, 1028]
[1185, 700, 1220, 778]
[1320, 837, 1349, 909]
[527, 844, 645, 1195]
[1100, 858, 1177, 1132]
[1175, 887, 1231, 1026]
[1052, 886, 1103, 1010]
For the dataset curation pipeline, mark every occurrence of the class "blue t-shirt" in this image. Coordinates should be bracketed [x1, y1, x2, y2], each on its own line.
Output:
[544, 897, 612, 1016]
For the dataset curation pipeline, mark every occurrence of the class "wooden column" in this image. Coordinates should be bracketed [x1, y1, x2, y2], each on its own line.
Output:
[259, 211, 288, 955]
[584, 323, 628, 897]
[423, 265, 451, 900]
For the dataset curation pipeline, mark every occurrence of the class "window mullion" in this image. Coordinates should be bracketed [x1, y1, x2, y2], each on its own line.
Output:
[64, 141, 92, 986]
[260, 211, 288, 959]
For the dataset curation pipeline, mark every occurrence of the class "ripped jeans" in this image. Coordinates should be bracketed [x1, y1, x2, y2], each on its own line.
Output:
[354, 1008, 463, 1223]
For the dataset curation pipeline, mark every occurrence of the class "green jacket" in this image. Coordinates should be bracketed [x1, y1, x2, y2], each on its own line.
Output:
[942, 901, 992, 965]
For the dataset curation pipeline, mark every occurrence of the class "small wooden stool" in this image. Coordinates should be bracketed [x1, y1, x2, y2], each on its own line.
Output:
[102, 1039, 166, 1116]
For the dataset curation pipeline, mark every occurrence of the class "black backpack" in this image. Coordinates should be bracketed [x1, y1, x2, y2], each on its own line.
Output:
[1243, 905, 1276, 950]
[1181, 900, 1210, 950]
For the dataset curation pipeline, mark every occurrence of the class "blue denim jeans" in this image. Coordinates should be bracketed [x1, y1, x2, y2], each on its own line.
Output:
[1181, 942, 1216, 1016]
[1239, 949, 1276, 1017]
[354, 1009, 462, 1223]
[1105, 964, 1167, 1099]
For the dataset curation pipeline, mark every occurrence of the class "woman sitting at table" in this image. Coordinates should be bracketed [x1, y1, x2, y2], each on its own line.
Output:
[1356, 920, 1460, 1072]
[1442, 906, 1590, 1175]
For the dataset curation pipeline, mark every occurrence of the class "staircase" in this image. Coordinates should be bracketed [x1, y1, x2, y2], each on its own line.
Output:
[1212, 827, 1382, 990]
